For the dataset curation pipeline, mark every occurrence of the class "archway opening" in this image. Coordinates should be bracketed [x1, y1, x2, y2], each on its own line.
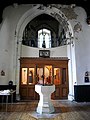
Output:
[15, 5, 74, 101]
[22, 13, 68, 48]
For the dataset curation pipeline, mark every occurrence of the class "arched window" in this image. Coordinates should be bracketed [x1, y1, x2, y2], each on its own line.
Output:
[38, 28, 51, 48]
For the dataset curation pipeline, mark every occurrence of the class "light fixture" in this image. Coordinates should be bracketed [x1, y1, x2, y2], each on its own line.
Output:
[74, 23, 82, 32]
[13, 3, 18, 8]
[70, 4, 76, 8]
[1, 70, 5, 76]
[86, 16, 90, 26]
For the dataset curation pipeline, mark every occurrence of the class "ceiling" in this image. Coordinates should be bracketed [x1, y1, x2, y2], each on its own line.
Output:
[0, 0, 89, 23]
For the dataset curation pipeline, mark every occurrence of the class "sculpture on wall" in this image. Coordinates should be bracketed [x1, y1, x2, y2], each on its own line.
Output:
[85, 71, 89, 82]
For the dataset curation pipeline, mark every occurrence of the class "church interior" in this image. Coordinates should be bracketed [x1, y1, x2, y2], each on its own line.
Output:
[0, 0, 90, 120]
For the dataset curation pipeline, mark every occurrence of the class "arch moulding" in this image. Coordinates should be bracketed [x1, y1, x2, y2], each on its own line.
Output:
[15, 4, 75, 101]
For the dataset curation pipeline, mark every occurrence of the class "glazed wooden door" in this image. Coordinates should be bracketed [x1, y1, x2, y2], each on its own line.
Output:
[20, 65, 38, 100]
[19, 57, 69, 100]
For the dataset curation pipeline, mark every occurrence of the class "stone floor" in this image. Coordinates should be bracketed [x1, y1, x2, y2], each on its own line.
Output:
[0, 100, 90, 120]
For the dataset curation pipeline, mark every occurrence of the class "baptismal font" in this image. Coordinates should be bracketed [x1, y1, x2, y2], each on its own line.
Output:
[35, 66, 55, 114]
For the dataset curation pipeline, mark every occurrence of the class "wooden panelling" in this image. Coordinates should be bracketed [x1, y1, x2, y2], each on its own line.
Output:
[20, 86, 28, 100]
[62, 87, 68, 98]
[28, 86, 35, 100]
[54, 86, 61, 99]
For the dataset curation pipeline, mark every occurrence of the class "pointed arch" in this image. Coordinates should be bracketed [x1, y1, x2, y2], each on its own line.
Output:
[15, 4, 75, 100]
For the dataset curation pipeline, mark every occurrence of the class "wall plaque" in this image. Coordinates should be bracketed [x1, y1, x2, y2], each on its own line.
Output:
[39, 50, 50, 58]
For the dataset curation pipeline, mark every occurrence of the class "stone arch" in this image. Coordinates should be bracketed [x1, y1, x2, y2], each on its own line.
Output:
[16, 5, 74, 43]
[15, 4, 75, 100]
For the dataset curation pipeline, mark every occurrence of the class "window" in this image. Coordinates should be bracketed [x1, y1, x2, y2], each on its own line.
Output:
[38, 28, 51, 48]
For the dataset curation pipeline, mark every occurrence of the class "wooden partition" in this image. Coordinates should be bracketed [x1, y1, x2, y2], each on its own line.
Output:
[20, 57, 69, 100]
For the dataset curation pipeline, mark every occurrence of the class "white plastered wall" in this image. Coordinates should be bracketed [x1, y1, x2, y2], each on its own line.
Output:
[0, 4, 89, 101]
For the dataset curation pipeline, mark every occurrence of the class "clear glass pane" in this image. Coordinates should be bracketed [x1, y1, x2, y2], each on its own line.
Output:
[28, 68, 34, 84]
[21, 68, 27, 84]
[44, 65, 52, 84]
[38, 28, 51, 48]
[54, 68, 61, 85]
[37, 68, 43, 84]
